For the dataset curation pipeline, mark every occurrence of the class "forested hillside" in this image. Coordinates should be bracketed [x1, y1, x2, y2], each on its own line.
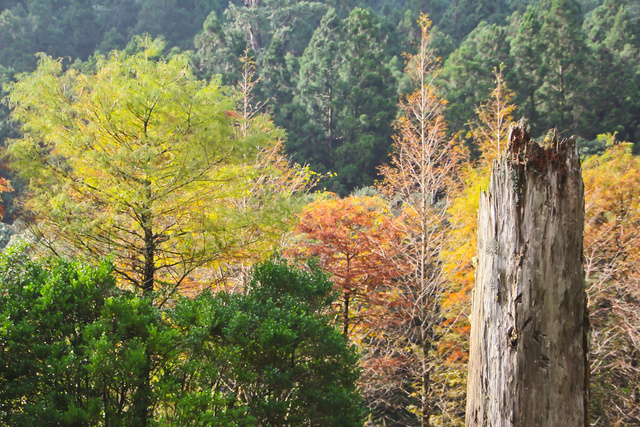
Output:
[1, 0, 639, 425]
[2, 0, 638, 195]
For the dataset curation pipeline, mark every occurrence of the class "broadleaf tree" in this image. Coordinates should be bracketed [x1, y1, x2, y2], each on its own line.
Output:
[163, 254, 365, 426]
[292, 194, 402, 337]
[0, 246, 363, 425]
[0, 245, 174, 426]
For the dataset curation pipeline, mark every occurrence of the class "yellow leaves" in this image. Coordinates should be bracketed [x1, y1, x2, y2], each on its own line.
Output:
[583, 140, 640, 216]
[447, 166, 490, 253]
[417, 12, 432, 33]
[134, 35, 166, 61]
[7, 38, 307, 296]
[582, 141, 640, 424]
[582, 139, 640, 280]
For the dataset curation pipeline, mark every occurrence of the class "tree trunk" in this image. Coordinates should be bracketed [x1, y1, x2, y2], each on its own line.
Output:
[466, 122, 589, 426]
[343, 292, 350, 337]
[141, 211, 155, 296]
[327, 84, 333, 152]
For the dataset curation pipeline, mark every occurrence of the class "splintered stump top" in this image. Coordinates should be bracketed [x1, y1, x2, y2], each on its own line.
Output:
[466, 121, 588, 426]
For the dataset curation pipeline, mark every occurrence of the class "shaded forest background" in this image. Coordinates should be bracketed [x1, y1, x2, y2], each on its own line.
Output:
[1, 0, 639, 200]
[0, 0, 639, 426]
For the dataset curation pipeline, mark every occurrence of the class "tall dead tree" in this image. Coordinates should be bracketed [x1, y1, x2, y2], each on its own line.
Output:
[466, 122, 589, 426]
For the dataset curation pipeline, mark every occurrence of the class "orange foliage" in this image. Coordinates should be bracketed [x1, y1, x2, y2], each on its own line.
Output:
[0, 177, 13, 220]
[582, 138, 640, 424]
[372, 14, 467, 425]
[292, 194, 403, 336]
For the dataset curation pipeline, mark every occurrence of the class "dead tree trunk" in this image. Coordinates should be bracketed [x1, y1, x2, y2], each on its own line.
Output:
[466, 122, 589, 426]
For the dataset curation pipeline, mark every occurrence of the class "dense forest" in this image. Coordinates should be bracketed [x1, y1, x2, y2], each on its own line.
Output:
[0, 0, 639, 425]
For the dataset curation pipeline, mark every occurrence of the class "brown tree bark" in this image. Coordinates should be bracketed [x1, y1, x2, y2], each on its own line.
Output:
[466, 121, 589, 426]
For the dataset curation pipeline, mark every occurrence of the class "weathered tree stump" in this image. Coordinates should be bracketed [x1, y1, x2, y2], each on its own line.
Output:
[466, 122, 589, 426]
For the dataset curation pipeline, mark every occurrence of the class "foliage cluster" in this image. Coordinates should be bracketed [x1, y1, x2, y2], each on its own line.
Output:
[0, 247, 363, 426]
[582, 139, 640, 425]
[440, 0, 640, 146]
[1, 0, 640, 425]
[6, 37, 311, 300]
[4, 0, 638, 199]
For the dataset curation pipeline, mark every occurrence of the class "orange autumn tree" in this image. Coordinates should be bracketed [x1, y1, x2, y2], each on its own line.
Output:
[377, 14, 463, 426]
[582, 135, 640, 425]
[292, 194, 401, 337]
[0, 177, 12, 221]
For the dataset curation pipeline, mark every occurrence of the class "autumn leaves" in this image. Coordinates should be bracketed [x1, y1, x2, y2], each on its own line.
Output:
[4, 8, 640, 426]
[290, 15, 467, 424]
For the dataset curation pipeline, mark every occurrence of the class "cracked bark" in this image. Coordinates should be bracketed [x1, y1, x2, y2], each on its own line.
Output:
[466, 121, 589, 426]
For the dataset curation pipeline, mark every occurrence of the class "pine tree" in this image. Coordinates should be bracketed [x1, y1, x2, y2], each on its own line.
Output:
[509, 0, 591, 137]
[293, 7, 397, 194]
[439, 21, 512, 141]
[583, 0, 640, 143]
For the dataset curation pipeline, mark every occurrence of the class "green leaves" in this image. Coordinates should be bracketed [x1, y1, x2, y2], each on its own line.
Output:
[0, 249, 363, 425]
[292, 8, 397, 194]
[160, 254, 364, 426]
[0, 246, 115, 425]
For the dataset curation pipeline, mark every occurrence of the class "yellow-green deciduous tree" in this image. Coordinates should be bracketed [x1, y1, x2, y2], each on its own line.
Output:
[7, 37, 308, 301]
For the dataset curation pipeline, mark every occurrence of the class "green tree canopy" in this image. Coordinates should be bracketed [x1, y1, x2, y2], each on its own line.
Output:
[164, 254, 365, 425]
[290, 8, 342, 175]
[439, 21, 512, 140]
[0, 245, 170, 425]
[0, 247, 363, 425]
[291, 7, 397, 194]
[509, 0, 591, 136]
[583, 0, 640, 143]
